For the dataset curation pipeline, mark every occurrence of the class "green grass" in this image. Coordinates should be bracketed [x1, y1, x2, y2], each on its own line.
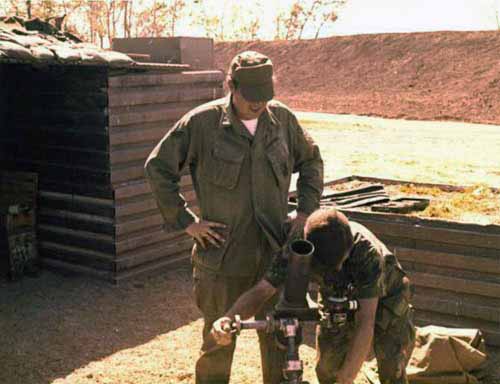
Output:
[297, 112, 500, 188]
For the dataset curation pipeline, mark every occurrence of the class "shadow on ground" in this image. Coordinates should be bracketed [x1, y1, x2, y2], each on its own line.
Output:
[2, 266, 499, 384]
[0, 266, 200, 384]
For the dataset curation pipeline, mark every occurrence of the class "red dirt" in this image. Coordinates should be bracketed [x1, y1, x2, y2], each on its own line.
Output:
[215, 31, 500, 125]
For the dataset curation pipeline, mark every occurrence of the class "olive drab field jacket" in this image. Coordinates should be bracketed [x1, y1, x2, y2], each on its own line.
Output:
[145, 96, 324, 277]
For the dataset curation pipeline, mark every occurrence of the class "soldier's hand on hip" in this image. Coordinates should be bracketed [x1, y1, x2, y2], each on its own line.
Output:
[185, 220, 227, 249]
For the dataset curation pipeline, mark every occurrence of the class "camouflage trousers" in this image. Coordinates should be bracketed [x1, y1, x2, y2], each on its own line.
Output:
[316, 301, 416, 384]
[193, 267, 285, 384]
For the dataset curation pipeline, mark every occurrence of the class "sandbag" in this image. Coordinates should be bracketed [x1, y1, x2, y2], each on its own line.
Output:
[30, 45, 55, 61]
[50, 44, 81, 62]
[407, 325, 487, 384]
[97, 50, 134, 67]
[0, 40, 34, 61]
[0, 16, 136, 67]
[12, 34, 47, 47]
[78, 48, 110, 64]
[0, 31, 18, 43]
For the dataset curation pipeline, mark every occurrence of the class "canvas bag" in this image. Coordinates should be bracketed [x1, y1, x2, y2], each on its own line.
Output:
[407, 325, 487, 384]
[362, 325, 487, 384]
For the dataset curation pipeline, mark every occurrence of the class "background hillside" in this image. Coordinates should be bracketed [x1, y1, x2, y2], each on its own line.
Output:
[215, 31, 500, 125]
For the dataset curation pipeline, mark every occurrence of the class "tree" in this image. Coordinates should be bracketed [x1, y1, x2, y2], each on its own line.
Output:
[284, 2, 303, 40]
[167, 0, 186, 36]
[280, 0, 346, 40]
[85, 0, 108, 47]
[134, 0, 188, 38]
[314, 8, 339, 38]
[1, 0, 346, 44]
[26, 0, 32, 18]
[190, 0, 264, 41]
[190, 1, 225, 40]
[227, 1, 262, 41]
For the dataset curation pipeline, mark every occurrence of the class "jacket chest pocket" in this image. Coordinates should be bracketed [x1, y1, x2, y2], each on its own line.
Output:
[206, 142, 245, 189]
[266, 140, 290, 187]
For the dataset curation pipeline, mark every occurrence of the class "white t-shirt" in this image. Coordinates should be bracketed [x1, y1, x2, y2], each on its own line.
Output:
[241, 118, 258, 136]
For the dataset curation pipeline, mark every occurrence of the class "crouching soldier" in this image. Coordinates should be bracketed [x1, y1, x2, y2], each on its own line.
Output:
[211, 208, 416, 384]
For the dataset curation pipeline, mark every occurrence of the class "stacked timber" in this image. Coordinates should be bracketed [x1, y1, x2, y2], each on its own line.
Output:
[0, 62, 224, 282]
[0, 64, 6, 161]
[321, 176, 500, 346]
[108, 70, 223, 281]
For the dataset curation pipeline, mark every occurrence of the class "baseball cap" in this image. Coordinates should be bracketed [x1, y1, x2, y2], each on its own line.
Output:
[229, 51, 274, 102]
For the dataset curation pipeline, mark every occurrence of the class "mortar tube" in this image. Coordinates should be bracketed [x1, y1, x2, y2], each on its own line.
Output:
[280, 239, 315, 310]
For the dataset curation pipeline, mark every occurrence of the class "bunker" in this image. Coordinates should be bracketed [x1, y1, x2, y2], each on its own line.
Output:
[0, 18, 222, 283]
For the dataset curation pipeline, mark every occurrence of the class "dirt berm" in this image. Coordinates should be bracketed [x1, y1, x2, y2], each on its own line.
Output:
[215, 31, 500, 125]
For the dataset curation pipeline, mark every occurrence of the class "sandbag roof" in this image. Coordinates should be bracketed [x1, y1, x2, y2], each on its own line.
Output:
[0, 16, 187, 72]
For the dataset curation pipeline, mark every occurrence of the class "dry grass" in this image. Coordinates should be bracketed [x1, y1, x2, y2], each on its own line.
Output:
[0, 268, 369, 384]
[324, 179, 500, 224]
[298, 112, 500, 189]
[396, 183, 500, 224]
[298, 112, 500, 225]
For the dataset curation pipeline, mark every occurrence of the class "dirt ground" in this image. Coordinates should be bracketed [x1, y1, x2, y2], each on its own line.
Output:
[2, 268, 499, 384]
[215, 31, 500, 126]
[0, 268, 338, 384]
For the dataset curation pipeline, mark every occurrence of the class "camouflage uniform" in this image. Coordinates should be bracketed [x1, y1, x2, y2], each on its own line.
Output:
[145, 95, 323, 384]
[265, 221, 416, 384]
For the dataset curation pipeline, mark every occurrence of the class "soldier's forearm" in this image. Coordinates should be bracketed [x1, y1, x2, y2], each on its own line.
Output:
[340, 297, 378, 380]
[225, 280, 277, 320]
[341, 320, 374, 379]
[296, 162, 324, 214]
[145, 158, 196, 230]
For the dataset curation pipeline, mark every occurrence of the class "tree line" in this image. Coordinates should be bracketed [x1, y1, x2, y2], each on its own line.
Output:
[0, 0, 346, 47]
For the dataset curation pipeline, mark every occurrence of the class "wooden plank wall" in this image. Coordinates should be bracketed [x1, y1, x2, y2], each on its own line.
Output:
[0, 65, 7, 165]
[0, 67, 11, 278]
[325, 177, 500, 346]
[0, 65, 224, 282]
[0, 64, 117, 279]
[1, 64, 111, 196]
[108, 70, 224, 282]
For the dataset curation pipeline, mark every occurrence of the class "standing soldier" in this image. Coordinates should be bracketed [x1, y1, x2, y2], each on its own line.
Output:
[145, 51, 324, 384]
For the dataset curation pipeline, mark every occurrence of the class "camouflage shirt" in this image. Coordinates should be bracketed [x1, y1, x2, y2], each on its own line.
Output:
[265, 221, 407, 303]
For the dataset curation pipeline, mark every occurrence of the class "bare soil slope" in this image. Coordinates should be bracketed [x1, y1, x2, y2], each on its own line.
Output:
[215, 31, 500, 125]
